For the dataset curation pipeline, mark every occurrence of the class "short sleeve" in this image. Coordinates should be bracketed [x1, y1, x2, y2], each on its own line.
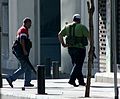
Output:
[19, 28, 28, 40]
[59, 26, 67, 37]
[82, 25, 89, 37]
[19, 33, 27, 40]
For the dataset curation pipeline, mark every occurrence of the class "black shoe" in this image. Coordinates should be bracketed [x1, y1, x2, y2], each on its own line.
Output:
[6, 77, 13, 88]
[68, 81, 79, 87]
[79, 82, 86, 86]
[24, 83, 34, 87]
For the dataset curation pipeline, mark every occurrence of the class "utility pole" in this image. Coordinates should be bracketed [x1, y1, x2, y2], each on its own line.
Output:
[85, 0, 95, 97]
[0, 1, 2, 88]
[111, 0, 119, 99]
[0, 26, 1, 99]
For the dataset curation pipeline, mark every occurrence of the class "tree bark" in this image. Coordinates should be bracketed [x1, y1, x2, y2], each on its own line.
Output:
[85, 0, 95, 97]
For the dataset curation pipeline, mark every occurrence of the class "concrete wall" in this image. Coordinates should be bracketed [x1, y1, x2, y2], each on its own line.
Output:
[7, 0, 18, 69]
[106, 0, 111, 72]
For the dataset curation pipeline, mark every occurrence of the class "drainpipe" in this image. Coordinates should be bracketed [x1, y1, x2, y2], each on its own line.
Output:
[111, 0, 118, 99]
[0, 30, 1, 98]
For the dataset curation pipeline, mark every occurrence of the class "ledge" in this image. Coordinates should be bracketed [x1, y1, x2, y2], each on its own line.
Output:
[95, 72, 120, 83]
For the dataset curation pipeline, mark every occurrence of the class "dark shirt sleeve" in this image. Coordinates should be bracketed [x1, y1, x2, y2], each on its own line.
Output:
[19, 33, 27, 41]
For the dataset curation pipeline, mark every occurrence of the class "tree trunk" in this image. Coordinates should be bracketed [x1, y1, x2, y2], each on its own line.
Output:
[85, 0, 95, 97]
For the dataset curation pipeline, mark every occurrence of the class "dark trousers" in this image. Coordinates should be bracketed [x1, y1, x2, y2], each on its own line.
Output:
[68, 47, 86, 84]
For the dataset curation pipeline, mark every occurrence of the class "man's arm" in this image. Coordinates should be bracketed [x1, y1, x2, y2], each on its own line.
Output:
[21, 39, 28, 56]
[58, 33, 68, 47]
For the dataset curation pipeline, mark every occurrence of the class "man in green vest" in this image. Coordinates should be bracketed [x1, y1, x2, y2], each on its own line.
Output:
[58, 14, 89, 87]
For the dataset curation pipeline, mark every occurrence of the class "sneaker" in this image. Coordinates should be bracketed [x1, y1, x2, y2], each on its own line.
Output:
[6, 77, 13, 88]
[24, 83, 34, 87]
[68, 81, 79, 87]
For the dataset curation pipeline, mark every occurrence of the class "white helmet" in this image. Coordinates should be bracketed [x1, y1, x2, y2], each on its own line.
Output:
[72, 14, 81, 21]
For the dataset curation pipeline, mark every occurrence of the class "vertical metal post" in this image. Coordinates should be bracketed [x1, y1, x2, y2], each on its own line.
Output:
[0, 21, 1, 89]
[52, 61, 59, 79]
[111, 0, 119, 99]
[37, 65, 45, 94]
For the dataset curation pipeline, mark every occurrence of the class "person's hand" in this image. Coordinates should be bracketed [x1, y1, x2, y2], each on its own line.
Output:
[62, 43, 68, 47]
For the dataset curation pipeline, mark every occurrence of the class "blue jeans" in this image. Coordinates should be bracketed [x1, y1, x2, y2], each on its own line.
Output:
[9, 55, 32, 85]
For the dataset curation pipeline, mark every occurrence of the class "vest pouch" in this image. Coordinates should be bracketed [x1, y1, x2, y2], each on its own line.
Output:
[66, 36, 77, 46]
[81, 37, 88, 46]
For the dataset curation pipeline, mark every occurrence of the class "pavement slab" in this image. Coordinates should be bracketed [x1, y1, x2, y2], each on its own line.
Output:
[0, 78, 118, 99]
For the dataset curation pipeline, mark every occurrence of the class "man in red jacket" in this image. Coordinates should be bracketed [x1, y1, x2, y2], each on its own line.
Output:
[6, 17, 34, 88]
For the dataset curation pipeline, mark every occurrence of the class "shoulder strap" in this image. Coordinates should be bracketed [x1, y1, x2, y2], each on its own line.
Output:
[79, 24, 84, 37]
[69, 25, 72, 36]
[69, 24, 76, 36]
[72, 24, 76, 37]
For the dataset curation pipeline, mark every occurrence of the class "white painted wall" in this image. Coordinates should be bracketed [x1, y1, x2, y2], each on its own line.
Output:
[7, 0, 18, 69]
[106, 0, 111, 73]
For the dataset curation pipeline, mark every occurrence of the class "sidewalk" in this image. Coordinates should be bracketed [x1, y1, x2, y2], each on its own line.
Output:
[0, 78, 117, 99]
